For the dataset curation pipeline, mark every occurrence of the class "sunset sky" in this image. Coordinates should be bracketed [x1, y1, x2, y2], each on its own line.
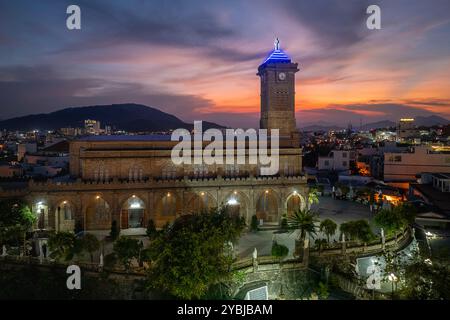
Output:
[1, 0, 449, 128]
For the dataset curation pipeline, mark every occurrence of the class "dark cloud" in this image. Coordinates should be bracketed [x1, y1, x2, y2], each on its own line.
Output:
[51, 0, 236, 51]
[281, 0, 371, 49]
[0, 65, 214, 121]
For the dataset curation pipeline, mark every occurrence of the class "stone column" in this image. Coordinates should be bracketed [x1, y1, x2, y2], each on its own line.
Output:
[252, 248, 258, 272]
[248, 188, 255, 225]
[48, 204, 56, 230]
[111, 192, 120, 230]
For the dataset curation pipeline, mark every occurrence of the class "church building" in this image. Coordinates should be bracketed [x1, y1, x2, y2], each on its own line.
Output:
[3, 40, 309, 233]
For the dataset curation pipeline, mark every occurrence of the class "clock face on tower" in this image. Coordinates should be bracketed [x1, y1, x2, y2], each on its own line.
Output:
[278, 72, 286, 81]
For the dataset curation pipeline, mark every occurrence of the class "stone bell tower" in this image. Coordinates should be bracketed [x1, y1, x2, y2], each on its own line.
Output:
[258, 38, 299, 143]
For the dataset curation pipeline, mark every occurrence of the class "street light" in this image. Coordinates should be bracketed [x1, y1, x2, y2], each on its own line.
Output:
[388, 273, 398, 299]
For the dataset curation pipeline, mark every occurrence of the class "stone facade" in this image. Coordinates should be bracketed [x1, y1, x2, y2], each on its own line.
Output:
[23, 175, 308, 231]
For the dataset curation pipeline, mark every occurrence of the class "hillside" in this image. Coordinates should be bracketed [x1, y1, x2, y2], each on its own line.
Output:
[0, 104, 224, 132]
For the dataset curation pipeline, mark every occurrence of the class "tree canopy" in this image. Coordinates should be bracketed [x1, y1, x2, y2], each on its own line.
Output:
[340, 220, 375, 243]
[374, 203, 416, 236]
[0, 199, 35, 246]
[319, 219, 337, 243]
[145, 208, 245, 299]
[288, 209, 319, 242]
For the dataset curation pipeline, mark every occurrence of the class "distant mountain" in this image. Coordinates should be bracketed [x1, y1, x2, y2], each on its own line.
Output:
[0, 104, 224, 132]
[414, 115, 449, 127]
[299, 121, 344, 132]
[362, 120, 396, 130]
[362, 115, 449, 130]
[300, 115, 449, 132]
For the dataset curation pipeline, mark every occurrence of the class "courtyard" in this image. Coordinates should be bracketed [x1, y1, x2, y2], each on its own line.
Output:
[235, 196, 376, 259]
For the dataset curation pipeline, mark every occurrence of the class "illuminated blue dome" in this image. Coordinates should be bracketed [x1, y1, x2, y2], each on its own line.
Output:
[260, 38, 291, 66]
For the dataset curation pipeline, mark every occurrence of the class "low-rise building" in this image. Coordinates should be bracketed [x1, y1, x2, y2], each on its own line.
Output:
[318, 149, 356, 172]
[0, 162, 23, 178]
[384, 145, 450, 182]
[17, 142, 37, 161]
[409, 172, 450, 230]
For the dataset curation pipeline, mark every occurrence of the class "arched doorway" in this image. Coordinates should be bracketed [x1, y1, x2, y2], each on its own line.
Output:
[286, 193, 304, 217]
[86, 197, 111, 230]
[34, 201, 49, 230]
[156, 192, 178, 217]
[224, 191, 248, 219]
[185, 192, 216, 214]
[121, 196, 145, 229]
[256, 190, 278, 223]
[55, 201, 75, 232]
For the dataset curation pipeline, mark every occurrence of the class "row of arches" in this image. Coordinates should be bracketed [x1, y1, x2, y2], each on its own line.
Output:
[31, 190, 307, 231]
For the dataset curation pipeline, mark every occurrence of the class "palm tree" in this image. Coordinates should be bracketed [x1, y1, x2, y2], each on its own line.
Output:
[288, 209, 319, 261]
[319, 219, 337, 244]
[315, 238, 328, 255]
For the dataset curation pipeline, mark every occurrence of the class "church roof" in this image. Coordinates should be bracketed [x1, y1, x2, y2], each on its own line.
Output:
[260, 38, 292, 66]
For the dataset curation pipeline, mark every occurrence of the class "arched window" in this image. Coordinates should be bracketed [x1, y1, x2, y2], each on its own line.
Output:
[129, 165, 144, 181]
[62, 203, 72, 220]
[162, 165, 177, 179]
[94, 162, 108, 182]
[193, 164, 208, 178]
[225, 164, 239, 177]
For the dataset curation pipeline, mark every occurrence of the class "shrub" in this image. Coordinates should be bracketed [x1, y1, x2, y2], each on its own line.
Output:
[146, 219, 157, 239]
[113, 236, 141, 270]
[271, 241, 289, 258]
[80, 233, 100, 263]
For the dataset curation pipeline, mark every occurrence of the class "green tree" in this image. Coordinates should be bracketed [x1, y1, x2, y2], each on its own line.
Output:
[113, 236, 141, 271]
[0, 199, 35, 254]
[80, 233, 100, 263]
[319, 219, 337, 243]
[316, 281, 330, 299]
[340, 220, 375, 245]
[401, 259, 450, 299]
[307, 188, 320, 209]
[47, 231, 78, 262]
[146, 219, 158, 239]
[339, 221, 351, 241]
[109, 220, 119, 240]
[352, 220, 375, 244]
[315, 238, 328, 255]
[288, 209, 318, 258]
[377, 248, 450, 300]
[145, 208, 245, 299]
[374, 203, 416, 237]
